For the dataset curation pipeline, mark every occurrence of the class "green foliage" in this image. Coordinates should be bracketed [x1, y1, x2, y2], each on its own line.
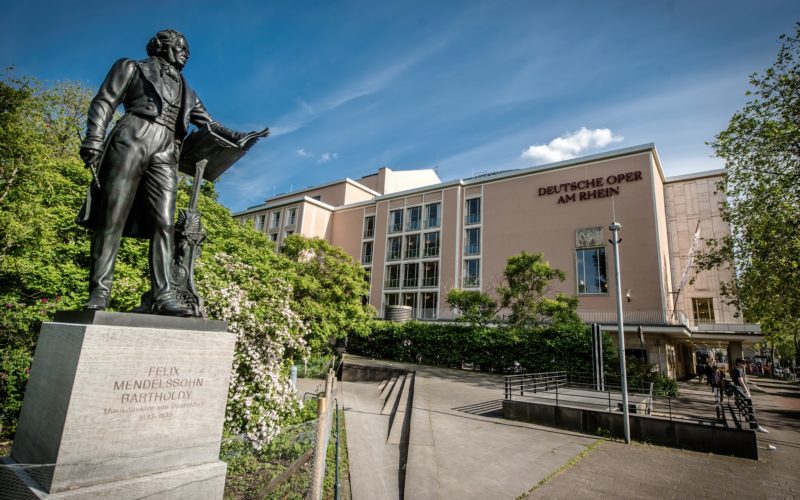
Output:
[349, 320, 607, 374]
[700, 24, 800, 363]
[0, 347, 31, 438]
[446, 288, 498, 328]
[281, 235, 375, 352]
[498, 251, 575, 327]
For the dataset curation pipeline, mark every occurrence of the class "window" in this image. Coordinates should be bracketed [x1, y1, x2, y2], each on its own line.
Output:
[287, 207, 297, 226]
[402, 293, 418, 317]
[387, 236, 402, 260]
[256, 214, 266, 231]
[384, 293, 400, 306]
[576, 248, 608, 294]
[284, 230, 294, 238]
[269, 233, 278, 242]
[420, 292, 438, 319]
[363, 215, 375, 239]
[465, 198, 481, 225]
[425, 203, 441, 228]
[403, 263, 419, 287]
[464, 259, 480, 287]
[405, 234, 420, 259]
[406, 206, 421, 231]
[362, 241, 373, 264]
[271, 211, 281, 229]
[389, 209, 403, 233]
[422, 261, 439, 287]
[692, 298, 715, 324]
[465, 228, 480, 255]
[423, 231, 440, 257]
[312, 195, 322, 201]
[385, 264, 401, 288]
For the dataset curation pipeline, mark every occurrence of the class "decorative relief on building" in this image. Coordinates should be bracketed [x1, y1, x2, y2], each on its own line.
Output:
[576, 227, 603, 248]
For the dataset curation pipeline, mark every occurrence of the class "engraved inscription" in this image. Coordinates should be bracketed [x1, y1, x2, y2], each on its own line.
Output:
[104, 365, 207, 419]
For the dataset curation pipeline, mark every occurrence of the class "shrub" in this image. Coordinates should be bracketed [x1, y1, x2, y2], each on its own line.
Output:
[0, 347, 31, 438]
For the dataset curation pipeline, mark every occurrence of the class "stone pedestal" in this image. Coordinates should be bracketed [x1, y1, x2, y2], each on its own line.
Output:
[3, 311, 235, 499]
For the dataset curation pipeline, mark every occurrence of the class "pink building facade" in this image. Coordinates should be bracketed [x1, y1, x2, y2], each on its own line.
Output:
[234, 145, 761, 377]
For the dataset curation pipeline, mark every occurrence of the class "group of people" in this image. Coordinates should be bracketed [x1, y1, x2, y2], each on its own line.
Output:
[699, 358, 768, 433]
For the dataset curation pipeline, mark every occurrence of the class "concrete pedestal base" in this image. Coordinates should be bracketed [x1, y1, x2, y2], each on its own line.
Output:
[3, 312, 235, 499]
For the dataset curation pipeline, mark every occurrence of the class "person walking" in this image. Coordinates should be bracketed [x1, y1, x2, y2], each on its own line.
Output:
[732, 358, 768, 433]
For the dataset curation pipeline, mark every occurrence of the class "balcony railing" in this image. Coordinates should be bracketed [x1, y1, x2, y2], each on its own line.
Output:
[422, 276, 439, 287]
[406, 220, 421, 231]
[363, 228, 374, 239]
[464, 244, 480, 256]
[419, 307, 437, 320]
[386, 250, 402, 261]
[389, 223, 403, 234]
[361, 254, 373, 265]
[384, 279, 400, 289]
[424, 218, 441, 229]
[424, 246, 440, 257]
[465, 213, 481, 225]
[403, 278, 419, 288]
[405, 249, 419, 259]
[463, 276, 480, 287]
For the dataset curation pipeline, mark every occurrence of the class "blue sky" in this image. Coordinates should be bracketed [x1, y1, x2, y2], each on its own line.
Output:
[2, 1, 797, 211]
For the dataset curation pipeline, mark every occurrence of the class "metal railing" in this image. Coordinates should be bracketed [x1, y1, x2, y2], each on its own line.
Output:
[406, 220, 421, 231]
[386, 250, 401, 260]
[424, 218, 441, 228]
[405, 248, 419, 259]
[465, 213, 481, 225]
[389, 223, 403, 234]
[363, 228, 374, 239]
[419, 307, 437, 319]
[361, 254, 373, 265]
[384, 279, 400, 288]
[463, 276, 480, 287]
[464, 244, 480, 255]
[578, 310, 690, 327]
[422, 276, 438, 287]
[403, 278, 418, 287]
[423, 246, 440, 257]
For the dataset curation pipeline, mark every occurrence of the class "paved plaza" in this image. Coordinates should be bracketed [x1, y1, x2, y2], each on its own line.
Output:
[341, 356, 800, 499]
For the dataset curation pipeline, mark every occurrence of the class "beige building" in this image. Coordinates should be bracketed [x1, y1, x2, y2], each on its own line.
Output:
[234, 144, 761, 377]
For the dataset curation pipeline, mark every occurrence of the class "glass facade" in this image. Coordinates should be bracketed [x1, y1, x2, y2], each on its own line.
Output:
[576, 247, 608, 294]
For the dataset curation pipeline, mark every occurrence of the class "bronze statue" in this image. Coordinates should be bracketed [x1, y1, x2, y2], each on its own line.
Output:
[78, 29, 251, 316]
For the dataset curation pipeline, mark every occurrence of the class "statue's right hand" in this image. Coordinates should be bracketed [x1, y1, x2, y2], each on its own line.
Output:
[80, 147, 103, 167]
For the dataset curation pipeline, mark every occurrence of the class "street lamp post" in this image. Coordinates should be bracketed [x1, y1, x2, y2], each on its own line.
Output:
[609, 220, 631, 444]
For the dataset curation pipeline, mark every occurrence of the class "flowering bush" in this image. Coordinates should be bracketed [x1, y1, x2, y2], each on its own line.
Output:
[198, 253, 310, 449]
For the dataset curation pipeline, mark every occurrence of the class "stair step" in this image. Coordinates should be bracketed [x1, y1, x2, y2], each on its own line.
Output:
[377, 378, 388, 393]
[387, 372, 414, 445]
[381, 374, 406, 416]
[379, 375, 398, 401]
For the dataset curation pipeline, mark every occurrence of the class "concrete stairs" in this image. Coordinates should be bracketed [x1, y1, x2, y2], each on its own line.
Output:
[341, 362, 417, 498]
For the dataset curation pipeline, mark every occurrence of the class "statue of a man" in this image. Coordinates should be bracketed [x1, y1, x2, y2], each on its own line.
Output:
[78, 29, 244, 316]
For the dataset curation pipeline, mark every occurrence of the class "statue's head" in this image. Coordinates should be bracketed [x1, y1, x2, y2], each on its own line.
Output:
[146, 29, 190, 70]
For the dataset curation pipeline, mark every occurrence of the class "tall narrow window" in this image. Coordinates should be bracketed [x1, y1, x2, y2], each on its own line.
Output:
[465, 198, 481, 225]
[692, 298, 715, 324]
[403, 263, 419, 287]
[425, 203, 441, 228]
[384, 293, 400, 306]
[465, 228, 480, 255]
[576, 247, 608, 294]
[405, 234, 420, 259]
[423, 232, 440, 257]
[406, 206, 421, 231]
[387, 236, 402, 260]
[389, 209, 403, 234]
[271, 211, 281, 229]
[421, 292, 438, 319]
[385, 264, 401, 288]
[422, 261, 439, 287]
[464, 259, 480, 287]
[363, 215, 375, 239]
[361, 241, 373, 264]
[402, 293, 418, 317]
[256, 214, 266, 231]
[287, 207, 297, 226]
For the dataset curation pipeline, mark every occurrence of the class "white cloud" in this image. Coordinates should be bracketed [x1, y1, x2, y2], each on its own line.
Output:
[296, 148, 312, 158]
[521, 127, 623, 164]
[318, 152, 338, 163]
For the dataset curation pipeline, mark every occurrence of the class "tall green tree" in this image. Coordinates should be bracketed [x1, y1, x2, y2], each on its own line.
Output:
[497, 251, 579, 327]
[445, 288, 499, 328]
[700, 24, 800, 364]
[281, 235, 375, 352]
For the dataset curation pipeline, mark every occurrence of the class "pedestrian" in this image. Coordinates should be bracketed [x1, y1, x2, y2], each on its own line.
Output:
[705, 363, 714, 386]
[710, 364, 723, 398]
[732, 358, 768, 433]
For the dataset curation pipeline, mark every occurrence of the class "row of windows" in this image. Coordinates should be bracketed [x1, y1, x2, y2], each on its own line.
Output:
[385, 261, 439, 289]
[384, 292, 439, 319]
[255, 207, 298, 232]
[361, 228, 482, 265]
[385, 203, 442, 235]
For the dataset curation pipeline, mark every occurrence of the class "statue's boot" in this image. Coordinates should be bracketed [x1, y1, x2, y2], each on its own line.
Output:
[85, 290, 109, 311]
[154, 297, 193, 317]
